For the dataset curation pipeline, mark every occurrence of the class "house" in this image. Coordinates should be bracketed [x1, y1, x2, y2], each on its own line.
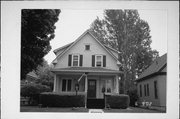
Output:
[51, 30, 122, 108]
[21, 71, 39, 86]
[136, 54, 167, 109]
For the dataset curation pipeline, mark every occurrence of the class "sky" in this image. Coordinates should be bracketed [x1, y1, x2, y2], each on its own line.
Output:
[44, 9, 167, 64]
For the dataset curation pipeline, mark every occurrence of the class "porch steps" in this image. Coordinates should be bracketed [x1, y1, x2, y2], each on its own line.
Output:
[87, 99, 105, 109]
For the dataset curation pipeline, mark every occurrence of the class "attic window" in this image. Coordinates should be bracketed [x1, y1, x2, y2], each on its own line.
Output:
[85, 45, 90, 50]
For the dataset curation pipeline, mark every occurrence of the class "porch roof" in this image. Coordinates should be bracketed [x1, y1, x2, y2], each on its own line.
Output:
[51, 67, 122, 74]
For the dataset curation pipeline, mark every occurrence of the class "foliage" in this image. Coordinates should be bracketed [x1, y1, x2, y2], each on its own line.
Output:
[21, 83, 51, 105]
[90, 10, 159, 93]
[21, 9, 61, 79]
[127, 86, 138, 107]
[35, 59, 54, 90]
[40, 92, 85, 107]
[105, 94, 130, 109]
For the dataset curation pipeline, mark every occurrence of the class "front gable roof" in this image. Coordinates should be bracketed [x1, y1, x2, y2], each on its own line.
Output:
[136, 53, 167, 82]
[53, 30, 119, 64]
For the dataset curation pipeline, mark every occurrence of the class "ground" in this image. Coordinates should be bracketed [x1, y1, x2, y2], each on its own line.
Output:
[20, 106, 165, 113]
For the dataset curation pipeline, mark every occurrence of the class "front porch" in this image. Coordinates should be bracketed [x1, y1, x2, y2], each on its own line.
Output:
[51, 67, 121, 108]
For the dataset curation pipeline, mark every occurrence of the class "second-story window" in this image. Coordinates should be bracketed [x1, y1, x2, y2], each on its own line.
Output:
[92, 55, 106, 67]
[68, 54, 83, 67]
[96, 55, 102, 67]
[73, 55, 79, 66]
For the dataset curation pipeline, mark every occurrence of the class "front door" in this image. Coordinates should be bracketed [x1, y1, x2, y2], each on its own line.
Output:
[87, 80, 96, 98]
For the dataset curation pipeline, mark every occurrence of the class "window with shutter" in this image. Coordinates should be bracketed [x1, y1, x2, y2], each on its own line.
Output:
[73, 55, 79, 66]
[93, 55, 106, 67]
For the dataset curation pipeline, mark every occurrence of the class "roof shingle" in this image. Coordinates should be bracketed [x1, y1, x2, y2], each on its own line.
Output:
[136, 53, 167, 81]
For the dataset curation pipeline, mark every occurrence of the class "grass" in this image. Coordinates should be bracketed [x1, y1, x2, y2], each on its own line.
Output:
[21, 106, 89, 112]
[20, 106, 164, 113]
[103, 107, 165, 113]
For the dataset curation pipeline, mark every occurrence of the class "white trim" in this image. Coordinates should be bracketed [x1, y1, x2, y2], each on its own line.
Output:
[95, 54, 103, 67]
[72, 54, 80, 67]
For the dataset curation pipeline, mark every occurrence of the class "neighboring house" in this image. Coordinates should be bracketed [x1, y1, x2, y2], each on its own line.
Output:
[51, 30, 122, 108]
[136, 54, 167, 108]
[21, 71, 39, 86]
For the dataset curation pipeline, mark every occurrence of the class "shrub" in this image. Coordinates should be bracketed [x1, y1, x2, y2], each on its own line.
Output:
[41, 80, 54, 91]
[40, 92, 85, 107]
[127, 87, 138, 107]
[21, 83, 51, 105]
[105, 94, 130, 109]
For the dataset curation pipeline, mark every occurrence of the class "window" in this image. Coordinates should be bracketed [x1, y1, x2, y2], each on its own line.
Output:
[147, 84, 149, 96]
[73, 55, 79, 66]
[154, 81, 158, 99]
[92, 55, 106, 67]
[144, 85, 146, 96]
[85, 45, 90, 50]
[140, 85, 142, 97]
[62, 79, 72, 91]
[101, 79, 112, 93]
[68, 54, 83, 67]
[96, 55, 102, 67]
[106, 79, 112, 93]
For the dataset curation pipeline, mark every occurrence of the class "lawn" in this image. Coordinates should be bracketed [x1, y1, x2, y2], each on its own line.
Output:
[103, 107, 165, 113]
[20, 106, 164, 113]
[21, 106, 89, 112]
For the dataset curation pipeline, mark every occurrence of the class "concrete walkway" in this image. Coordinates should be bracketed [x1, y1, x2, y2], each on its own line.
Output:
[88, 109, 104, 113]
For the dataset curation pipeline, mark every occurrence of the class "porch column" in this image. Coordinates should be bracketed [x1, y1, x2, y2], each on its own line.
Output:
[53, 74, 57, 92]
[115, 75, 119, 94]
[85, 75, 88, 108]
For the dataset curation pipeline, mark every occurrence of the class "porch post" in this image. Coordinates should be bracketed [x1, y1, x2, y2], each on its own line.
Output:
[116, 75, 119, 94]
[53, 74, 57, 92]
[85, 75, 88, 108]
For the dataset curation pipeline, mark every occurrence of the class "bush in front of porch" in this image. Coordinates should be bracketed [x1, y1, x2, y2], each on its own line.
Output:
[40, 92, 85, 107]
[105, 94, 130, 109]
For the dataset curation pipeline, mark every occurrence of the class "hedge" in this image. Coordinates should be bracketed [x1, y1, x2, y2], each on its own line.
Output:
[21, 83, 51, 105]
[40, 92, 85, 107]
[105, 94, 130, 109]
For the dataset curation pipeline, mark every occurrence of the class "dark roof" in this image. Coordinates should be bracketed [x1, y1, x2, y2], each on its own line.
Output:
[51, 67, 122, 74]
[136, 53, 167, 81]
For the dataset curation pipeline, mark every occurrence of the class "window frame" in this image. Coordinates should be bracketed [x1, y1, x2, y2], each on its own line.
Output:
[95, 55, 103, 67]
[154, 81, 158, 99]
[72, 54, 80, 67]
[62, 79, 72, 92]
[85, 44, 90, 51]
[102, 79, 112, 93]
[147, 84, 149, 96]
[139, 84, 142, 97]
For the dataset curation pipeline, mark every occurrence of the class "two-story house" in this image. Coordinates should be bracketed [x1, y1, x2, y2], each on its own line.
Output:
[51, 30, 122, 108]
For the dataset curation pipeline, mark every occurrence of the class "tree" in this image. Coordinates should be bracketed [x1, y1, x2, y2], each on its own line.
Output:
[90, 10, 159, 93]
[21, 9, 61, 80]
[35, 59, 54, 90]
